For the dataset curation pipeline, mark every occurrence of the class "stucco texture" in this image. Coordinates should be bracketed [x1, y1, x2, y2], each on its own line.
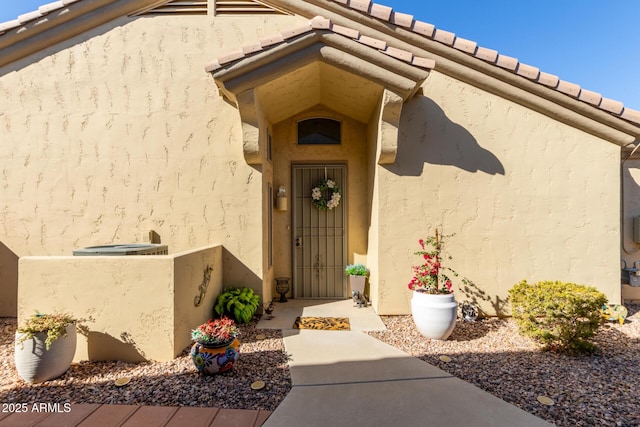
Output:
[0, 13, 305, 315]
[0, 8, 625, 320]
[375, 72, 620, 315]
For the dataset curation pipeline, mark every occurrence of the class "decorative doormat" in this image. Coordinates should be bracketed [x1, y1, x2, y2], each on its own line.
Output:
[293, 317, 351, 331]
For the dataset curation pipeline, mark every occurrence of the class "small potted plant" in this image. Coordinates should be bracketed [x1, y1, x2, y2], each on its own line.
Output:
[14, 312, 88, 383]
[345, 263, 368, 303]
[190, 317, 240, 375]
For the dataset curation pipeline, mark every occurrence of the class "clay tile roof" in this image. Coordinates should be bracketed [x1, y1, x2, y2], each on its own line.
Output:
[329, 0, 640, 127]
[205, 16, 436, 73]
[14, 0, 74, 28]
[0, 0, 72, 35]
[1, 0, 638, 127]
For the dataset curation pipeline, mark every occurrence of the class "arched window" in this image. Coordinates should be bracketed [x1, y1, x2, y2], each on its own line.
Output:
[297, 118, 341, 145]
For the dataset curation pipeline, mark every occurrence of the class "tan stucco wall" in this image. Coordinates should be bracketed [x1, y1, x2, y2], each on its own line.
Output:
[365, 99, 383, 311]
[18, 245, 222, 362]
[0, 13, 305, 314]
[373, 72, 621, 315]
[0, 7, 627, 319]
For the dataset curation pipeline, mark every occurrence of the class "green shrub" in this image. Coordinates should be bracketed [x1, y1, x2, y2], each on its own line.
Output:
[508, 280, 607, 354]
[214, 287, 260, 324]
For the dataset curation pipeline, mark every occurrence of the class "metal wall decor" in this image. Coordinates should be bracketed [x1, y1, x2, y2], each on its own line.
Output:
[194, 265, 214, 307]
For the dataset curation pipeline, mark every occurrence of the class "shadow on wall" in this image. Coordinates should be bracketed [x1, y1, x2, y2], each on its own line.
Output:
[0, 242, 18, 317]
[222, 247, 263, 312]
[86, 331, 146, 363]
[388, 96, 505, 176]
[458, 279, 509, 317]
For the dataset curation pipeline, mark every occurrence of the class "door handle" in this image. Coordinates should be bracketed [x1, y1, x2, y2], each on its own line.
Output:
[295, 237, 302, 247]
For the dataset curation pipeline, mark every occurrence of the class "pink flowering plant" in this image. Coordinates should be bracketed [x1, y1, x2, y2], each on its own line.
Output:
[408, 229, 463, 294]
[191, 316, 239, 346]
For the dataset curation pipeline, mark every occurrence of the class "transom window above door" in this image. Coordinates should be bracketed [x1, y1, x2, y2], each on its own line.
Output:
[297, 118, 341, 145]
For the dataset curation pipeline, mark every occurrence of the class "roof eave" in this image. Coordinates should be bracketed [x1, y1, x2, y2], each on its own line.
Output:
[0, 0, 164, 69]
[209, 29, 430, 103]
[264, 0, 640, 145]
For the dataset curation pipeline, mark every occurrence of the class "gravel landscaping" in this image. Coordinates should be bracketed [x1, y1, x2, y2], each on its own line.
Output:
[370, 304, 640, 427]
[0, 320, 291, 411]
[2, 304, 639, 426]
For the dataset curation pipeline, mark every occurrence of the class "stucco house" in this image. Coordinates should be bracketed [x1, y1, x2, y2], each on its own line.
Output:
[2, 0, 640, 360]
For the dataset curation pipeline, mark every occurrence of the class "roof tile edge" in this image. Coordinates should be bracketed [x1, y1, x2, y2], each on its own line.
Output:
[333, 0, 640, 126]
[206, 16, 436, 74]
[1, 0, 636, 126]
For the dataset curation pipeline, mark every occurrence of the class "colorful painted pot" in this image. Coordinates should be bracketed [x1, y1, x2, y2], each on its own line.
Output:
[190, 338, 240, 374]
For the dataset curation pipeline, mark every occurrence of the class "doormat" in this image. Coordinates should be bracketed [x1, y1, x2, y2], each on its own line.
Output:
[293, 317, 351, 331]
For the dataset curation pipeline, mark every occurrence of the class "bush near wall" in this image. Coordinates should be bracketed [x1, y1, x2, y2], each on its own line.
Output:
[508, 280, 607, 354]
[214, 287, 260, 324]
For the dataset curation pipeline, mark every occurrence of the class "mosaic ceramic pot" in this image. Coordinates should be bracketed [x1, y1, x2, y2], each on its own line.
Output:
[190, 338, 240, 374]
[411, 292, 457, 340]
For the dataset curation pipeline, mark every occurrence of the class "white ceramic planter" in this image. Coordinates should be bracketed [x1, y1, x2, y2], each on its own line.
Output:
[14, 324, 77, 383]
[411, 292, 457, 340]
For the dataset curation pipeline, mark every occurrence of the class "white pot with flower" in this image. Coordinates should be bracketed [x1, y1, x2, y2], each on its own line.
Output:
[407, 229, 462, 340]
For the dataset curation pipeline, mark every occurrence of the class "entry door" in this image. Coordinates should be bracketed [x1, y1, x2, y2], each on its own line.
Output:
[292, 165, 347, 298]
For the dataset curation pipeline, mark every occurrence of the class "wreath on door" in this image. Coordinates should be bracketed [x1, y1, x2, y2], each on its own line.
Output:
[311, 179, 342, 210]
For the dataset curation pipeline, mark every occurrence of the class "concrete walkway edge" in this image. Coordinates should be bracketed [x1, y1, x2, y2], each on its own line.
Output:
[264, 330, 553, 427]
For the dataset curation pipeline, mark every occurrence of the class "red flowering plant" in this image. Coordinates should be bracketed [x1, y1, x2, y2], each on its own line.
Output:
[408, 229, 463, 294]
[191, 316, 239, 346]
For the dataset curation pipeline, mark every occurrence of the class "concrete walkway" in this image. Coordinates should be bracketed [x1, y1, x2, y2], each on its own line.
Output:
[260, 300, 553, 427]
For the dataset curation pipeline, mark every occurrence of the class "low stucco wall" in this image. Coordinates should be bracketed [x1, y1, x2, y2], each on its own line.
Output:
[18, 244, 222, 362]
[173, 245, 223, 357]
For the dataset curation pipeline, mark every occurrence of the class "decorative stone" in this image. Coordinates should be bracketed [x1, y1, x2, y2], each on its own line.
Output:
[461, 301, 478, 322]
[114, 377, 131, 387]
[537, 396, 554, 406]
[251, 380, 266, 390]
